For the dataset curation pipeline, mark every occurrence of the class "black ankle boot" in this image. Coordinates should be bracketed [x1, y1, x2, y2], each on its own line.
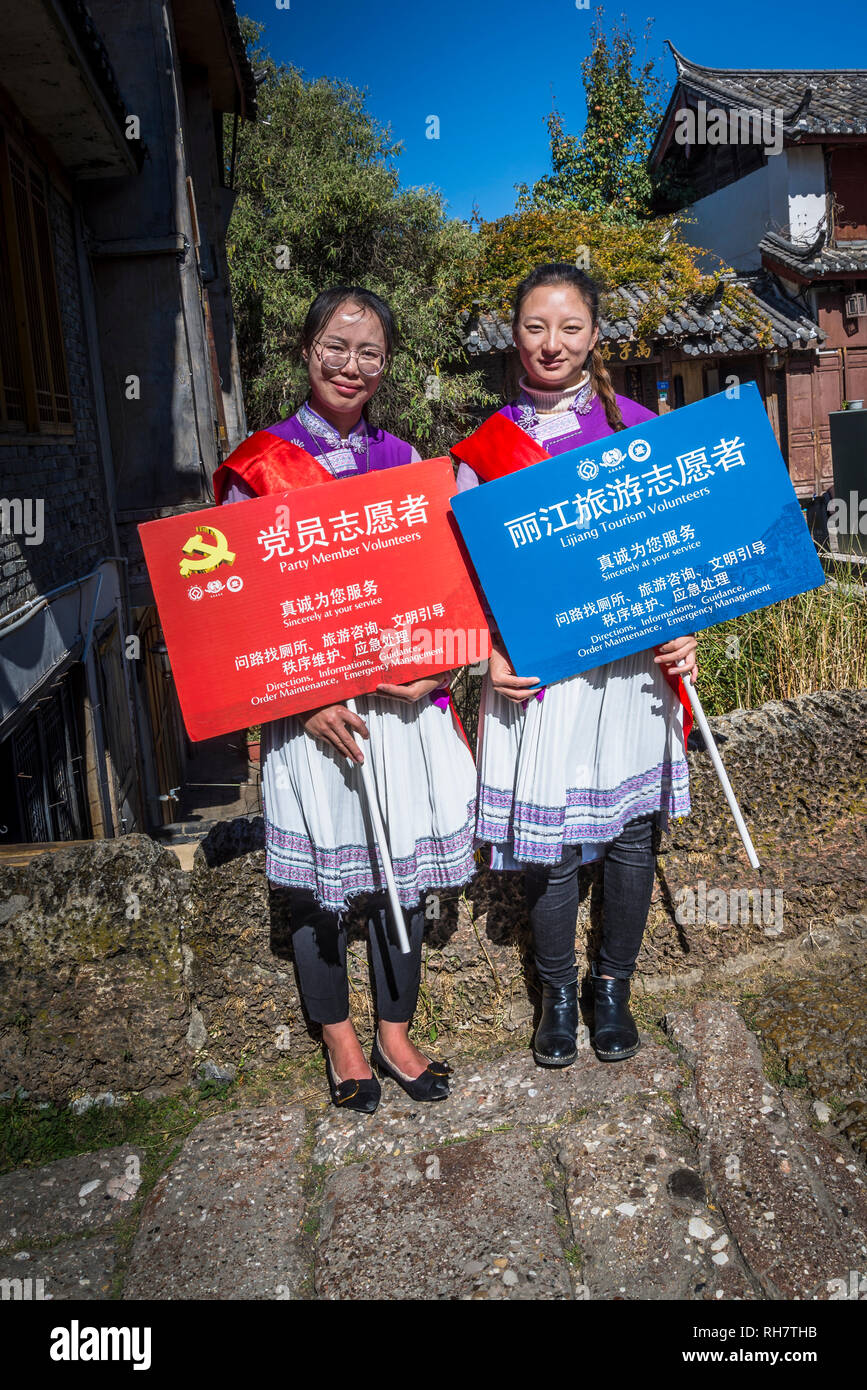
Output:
[590, 963, 640, 1062]
[532, 981, 579, 1067]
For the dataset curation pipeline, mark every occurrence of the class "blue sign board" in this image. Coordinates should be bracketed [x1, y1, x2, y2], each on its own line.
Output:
[450, 385, 825, 685]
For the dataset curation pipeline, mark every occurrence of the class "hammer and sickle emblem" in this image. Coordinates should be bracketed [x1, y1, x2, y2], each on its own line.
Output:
[179, 524, 236, 576]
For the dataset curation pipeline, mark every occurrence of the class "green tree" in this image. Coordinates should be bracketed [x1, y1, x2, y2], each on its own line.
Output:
[516, 9, 694, 223]
[225, 20, 491, 453]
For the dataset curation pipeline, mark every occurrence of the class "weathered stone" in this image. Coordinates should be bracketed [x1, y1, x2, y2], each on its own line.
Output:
[0, 1236, 117, 1300]
[315, 1131, 573, 1300]
[123, 1106, 308, 1300]
[0, 1146, 146, 1248]
[182, 850, 314, 1068]
[312, 1041, 682, 1165]
[1, 692, 865, 1101]
[557, 1094, 756, 1300]
[666, 1001, 867, 1299]
[643, 691, 867, 975]
[750, 969, 867, 1157]
[0, 836, 189, 1101]
[198, 1061, 237, 1083]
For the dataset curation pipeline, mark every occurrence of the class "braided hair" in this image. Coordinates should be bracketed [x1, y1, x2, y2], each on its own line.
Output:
[511, 263, 625, 432]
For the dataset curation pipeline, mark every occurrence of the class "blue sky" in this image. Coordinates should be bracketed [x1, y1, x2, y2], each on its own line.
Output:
[242, 1, 867, 223]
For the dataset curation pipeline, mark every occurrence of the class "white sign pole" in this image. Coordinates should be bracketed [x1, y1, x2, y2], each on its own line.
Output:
[681, 672, 761, 870]
[345, 698, 411, 954]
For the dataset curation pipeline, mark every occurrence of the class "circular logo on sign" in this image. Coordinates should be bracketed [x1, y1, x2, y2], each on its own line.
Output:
[600, 447, 625, 469]
[188, 585, 203, 601]
[627, 438, 651, 463]
[577, 459, 599, 481]
[226, 575, 244, 592]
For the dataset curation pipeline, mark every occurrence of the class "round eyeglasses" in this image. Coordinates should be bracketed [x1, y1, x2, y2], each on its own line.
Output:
[314, 341, 386, 377]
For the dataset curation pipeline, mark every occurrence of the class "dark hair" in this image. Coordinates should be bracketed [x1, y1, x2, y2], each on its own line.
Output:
[511, 262, 624, 431]
[300, 285, 397, 361]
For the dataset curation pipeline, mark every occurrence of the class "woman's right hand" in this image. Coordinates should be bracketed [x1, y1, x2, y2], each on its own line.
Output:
[300, 703, 369, 763]
[488, 639, 542, 705]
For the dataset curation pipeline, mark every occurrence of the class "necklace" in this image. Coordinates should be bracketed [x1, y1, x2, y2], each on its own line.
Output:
[299, 401, 371, 476]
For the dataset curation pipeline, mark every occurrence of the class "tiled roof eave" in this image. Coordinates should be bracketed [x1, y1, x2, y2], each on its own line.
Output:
[461, 270, 823, 356]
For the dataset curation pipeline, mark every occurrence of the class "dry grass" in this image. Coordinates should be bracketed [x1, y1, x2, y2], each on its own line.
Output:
[451, 558, 867, 732]
[696, 558, 867, 716]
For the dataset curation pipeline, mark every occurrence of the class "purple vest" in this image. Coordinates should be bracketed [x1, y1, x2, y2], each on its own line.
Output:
[492, 389, 657, 707]
[266, 403, 413, 474]
[497, 391, 657, 455]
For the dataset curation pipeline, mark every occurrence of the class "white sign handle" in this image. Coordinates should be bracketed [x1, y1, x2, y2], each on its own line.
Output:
[681, 672, 761, 870]
[345, 698, 411, 954]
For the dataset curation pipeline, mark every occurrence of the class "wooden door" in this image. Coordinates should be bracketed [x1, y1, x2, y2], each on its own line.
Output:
[814, 351, 844, 491]
[844, 345, 867, 405]
[786, 361, 815, 494]
[138, 607, 184, 826]
[785, 353, 843, 495]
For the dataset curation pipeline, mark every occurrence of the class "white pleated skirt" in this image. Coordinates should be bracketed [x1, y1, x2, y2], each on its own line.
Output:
[476, 649, 691, 867]
[261, 695, 478, 914]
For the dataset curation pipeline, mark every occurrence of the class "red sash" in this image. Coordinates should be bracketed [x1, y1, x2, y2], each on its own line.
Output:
[451, 412, 549, 480]
[212, 429, 333, 502]
[452, 414, 694, 743]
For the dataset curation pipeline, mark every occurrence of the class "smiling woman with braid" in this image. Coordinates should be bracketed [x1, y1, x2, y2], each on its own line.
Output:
[452, 264, 699, 1068]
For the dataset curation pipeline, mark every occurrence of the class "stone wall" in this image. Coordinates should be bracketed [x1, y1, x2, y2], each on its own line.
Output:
[1, 690, 866, 1102]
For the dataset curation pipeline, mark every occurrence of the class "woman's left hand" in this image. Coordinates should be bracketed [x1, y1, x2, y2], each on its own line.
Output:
[653, 633, 698, 683]
[375, 674, 448, 703]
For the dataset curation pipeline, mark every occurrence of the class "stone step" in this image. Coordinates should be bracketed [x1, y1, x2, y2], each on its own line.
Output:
[123, 1107, 308, 1300]
[315, 1130, 574, 1301]
[0, 1236, 118, 1300]
[311, 1039, 684, 1165]
[0, 1143, 145, 1302]
[0, 1144, 145, 1247]
[557, 1092, 757, 1300]
[666, 1000, 867, 1299]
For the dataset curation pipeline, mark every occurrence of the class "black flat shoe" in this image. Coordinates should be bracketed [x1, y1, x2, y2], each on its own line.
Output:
[323, 1046, 381, 1113]
[590, 963, 640, 1062]
[532, 981, 579, 1066]
[370, 1033, 451, 1102]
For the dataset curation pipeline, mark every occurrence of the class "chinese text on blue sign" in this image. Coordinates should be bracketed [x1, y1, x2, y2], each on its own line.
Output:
[450, 385, 825, 686]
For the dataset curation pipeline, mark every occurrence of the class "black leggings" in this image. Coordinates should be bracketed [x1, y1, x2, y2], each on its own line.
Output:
[288, 888, 426, 1025]
[523, 814, 656, 985]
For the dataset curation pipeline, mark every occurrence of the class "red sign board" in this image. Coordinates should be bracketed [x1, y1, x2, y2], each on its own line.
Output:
[138, 458, 491, 740]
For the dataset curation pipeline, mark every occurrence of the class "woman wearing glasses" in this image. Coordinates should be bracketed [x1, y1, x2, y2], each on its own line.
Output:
[216, 286, 476, 1112]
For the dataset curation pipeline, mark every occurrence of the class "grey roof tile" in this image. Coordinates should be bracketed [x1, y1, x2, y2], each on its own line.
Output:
[665, 44, 867, 137]
[759, 231, 867, 278]
[461, 270, 823, 357]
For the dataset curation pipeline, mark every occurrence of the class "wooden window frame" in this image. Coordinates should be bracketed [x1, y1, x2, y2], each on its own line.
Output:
[0, 120, 73, 437]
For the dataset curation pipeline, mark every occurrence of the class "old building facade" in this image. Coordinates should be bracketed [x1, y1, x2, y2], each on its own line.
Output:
[649, 45, 867, 497]
[0, 0, 255, 845]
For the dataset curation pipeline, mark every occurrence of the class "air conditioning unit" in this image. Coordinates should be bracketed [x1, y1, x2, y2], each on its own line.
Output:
[845, 292, 867, 318]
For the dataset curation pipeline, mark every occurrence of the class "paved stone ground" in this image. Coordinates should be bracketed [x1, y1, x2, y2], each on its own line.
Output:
[124, 1108, 308, 1300]
[1, 995, 865, 1302]
[0, 1145, 144, 1299]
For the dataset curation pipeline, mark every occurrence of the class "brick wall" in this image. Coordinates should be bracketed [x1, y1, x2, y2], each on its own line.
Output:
[0, 180, 112, 619]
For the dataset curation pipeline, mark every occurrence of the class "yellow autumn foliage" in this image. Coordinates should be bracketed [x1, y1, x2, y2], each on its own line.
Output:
[459, 208, 773, 349]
